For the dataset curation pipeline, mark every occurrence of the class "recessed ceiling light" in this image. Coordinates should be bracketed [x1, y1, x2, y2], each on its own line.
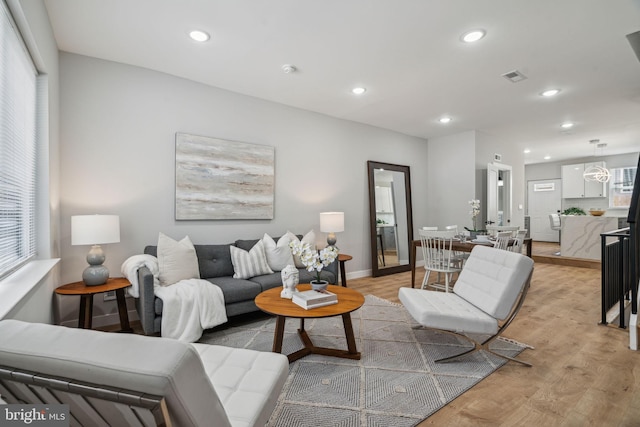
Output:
[352, 87, 366, 95]
[439, 117, 452, 124]
[544, 155, 551, 160]
[561, 122, 574, 129]
[461, 29, 486, 43]
[282, 64, 297, 74]
[189, 30, 210, 42]
[540, 89, 561, 97]
[523, 149, 531, 154]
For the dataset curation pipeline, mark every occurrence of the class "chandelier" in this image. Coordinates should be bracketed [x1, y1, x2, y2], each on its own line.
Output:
[583, 140, 611, 183]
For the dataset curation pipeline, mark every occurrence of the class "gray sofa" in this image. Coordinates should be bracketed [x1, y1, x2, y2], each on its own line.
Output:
[135, 235, 338, 335]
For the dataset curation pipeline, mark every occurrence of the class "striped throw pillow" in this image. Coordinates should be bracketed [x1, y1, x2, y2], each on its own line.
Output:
[230, 240, 274, 279]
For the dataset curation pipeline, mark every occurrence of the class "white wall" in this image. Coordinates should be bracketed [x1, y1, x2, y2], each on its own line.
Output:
[476, 131, 527, 230]
[426, 131, 476, 230]
[58, 53, 429, 325]
[425, 130, 526, 233]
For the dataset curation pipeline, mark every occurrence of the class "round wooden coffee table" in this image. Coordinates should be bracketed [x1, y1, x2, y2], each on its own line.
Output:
[255, 284, 365, 362]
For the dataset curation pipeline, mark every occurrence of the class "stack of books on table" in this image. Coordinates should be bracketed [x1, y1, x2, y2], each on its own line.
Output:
[292, 289, 338, 310]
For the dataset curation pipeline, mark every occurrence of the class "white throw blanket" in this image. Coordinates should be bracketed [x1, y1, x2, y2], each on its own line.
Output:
[120, 255, 227, 342]
[155, 279, 227, 342]
[120, 254, 159, 298]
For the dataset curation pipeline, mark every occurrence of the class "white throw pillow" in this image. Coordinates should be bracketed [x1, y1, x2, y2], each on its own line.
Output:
[286, 230, 316, 269]
[262, 233, 295, 272]
[157, 232, 200, 287]
[230, 240, 274, 279]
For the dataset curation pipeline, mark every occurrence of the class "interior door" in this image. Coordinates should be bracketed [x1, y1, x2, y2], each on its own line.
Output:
[527, 179, 562, 242]
[487, 163, 512, 227]
[487, 165, 499, 226]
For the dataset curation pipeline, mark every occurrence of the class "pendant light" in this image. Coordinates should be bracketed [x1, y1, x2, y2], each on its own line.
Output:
[583, 139, 611, 183]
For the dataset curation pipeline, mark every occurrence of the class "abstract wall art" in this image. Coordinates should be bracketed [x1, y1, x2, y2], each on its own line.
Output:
[175, 133, 275, 220]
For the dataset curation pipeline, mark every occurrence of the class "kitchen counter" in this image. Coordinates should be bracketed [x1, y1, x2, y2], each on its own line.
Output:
[560, 215, 619, 260]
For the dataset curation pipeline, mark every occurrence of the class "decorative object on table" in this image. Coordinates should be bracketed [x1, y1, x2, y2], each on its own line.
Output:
[289, 240, 339, 291]
[562, 207, 586, 216]
[319, 211, 345, 248]
[589, 208, 606, 216]
[280, 265, 299, 299]
[464, 199, 486, 239]
[175, 132, 275, 220]
[71, 215, 120, 286]
[291, 289, 338, 310]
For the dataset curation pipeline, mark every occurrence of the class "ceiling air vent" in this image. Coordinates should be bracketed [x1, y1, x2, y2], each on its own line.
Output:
[502, 70, 527, 83]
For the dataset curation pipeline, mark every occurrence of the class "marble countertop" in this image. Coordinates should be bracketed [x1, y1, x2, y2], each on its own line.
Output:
[561, 215, 619, 260]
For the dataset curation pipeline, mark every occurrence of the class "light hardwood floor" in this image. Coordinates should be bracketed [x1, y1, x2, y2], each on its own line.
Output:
[346, 257, 640, 426]
[115, 242, 638, 425]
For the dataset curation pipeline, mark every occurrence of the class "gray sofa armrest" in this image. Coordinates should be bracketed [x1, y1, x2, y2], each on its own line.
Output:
[325, 257, 339, 283]
[135, 266, 158, 335]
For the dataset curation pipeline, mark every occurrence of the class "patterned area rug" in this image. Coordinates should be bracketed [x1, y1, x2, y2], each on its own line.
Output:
[198, 295, 527, 427]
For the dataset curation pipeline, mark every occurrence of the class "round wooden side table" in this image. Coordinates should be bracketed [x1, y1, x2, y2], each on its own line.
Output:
[55, 277, 132, 332]
[338, 253, 353, 287]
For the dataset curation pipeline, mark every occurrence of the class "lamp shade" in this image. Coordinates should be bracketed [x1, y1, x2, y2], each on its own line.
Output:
[320, 212, 345, 233]
[71, 215, 120, 245]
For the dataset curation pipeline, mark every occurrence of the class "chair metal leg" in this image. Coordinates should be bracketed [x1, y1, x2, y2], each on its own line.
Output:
[433, 331, 532, 367]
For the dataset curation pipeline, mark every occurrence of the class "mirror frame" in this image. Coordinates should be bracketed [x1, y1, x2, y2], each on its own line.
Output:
[367, 161, 414, 277]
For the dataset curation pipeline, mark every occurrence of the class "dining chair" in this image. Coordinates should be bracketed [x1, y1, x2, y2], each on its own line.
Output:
[486, 225, 519, 237]
[445, 224, 470, 265]
[493, 231, 512, 251]
[419, 229, 462, 292]
[510, 229, 528, 254]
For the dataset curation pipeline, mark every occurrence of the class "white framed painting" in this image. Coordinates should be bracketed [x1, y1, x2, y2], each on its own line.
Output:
[175, 133, 275, 220]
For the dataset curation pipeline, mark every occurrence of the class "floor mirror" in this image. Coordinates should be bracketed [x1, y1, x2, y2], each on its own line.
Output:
[367, 161, 414, 277]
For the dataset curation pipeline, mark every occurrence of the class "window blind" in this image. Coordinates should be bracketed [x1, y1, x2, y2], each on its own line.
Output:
[0, 1, 37, 278]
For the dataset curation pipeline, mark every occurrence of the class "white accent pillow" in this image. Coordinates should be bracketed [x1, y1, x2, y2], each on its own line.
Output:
[262, 233, 295, 272]
[157, 233, 200, 287]
[230, 240, 274, 279]
[286, 230, 316, 269]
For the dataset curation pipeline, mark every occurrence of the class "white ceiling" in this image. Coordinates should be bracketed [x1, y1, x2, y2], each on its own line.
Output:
[43, 0, 640, 164]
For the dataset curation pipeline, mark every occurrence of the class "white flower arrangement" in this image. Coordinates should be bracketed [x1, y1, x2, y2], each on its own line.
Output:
[289, 241, 339, 283]
[467, 199, 481, 232]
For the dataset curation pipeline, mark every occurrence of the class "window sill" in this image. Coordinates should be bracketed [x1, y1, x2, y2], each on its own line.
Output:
[0, 258, 59, 319]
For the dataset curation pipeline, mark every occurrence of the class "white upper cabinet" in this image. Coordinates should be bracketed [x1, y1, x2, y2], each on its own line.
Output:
[561, 162, 607, 198]
[375, 186, 393, 212]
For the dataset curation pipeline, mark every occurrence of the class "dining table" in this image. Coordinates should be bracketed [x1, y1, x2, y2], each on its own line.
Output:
[410, 237, 532, 288]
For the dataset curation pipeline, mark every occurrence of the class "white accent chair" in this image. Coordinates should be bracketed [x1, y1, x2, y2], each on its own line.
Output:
[399, 245, 534, 366]
[0, 320, 288, 427]
[419, 229, 462, 292]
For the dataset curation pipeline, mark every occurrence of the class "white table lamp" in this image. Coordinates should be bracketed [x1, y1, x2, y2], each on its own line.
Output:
[72, 215, 120, 285]
[320, 212, 344, 247]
